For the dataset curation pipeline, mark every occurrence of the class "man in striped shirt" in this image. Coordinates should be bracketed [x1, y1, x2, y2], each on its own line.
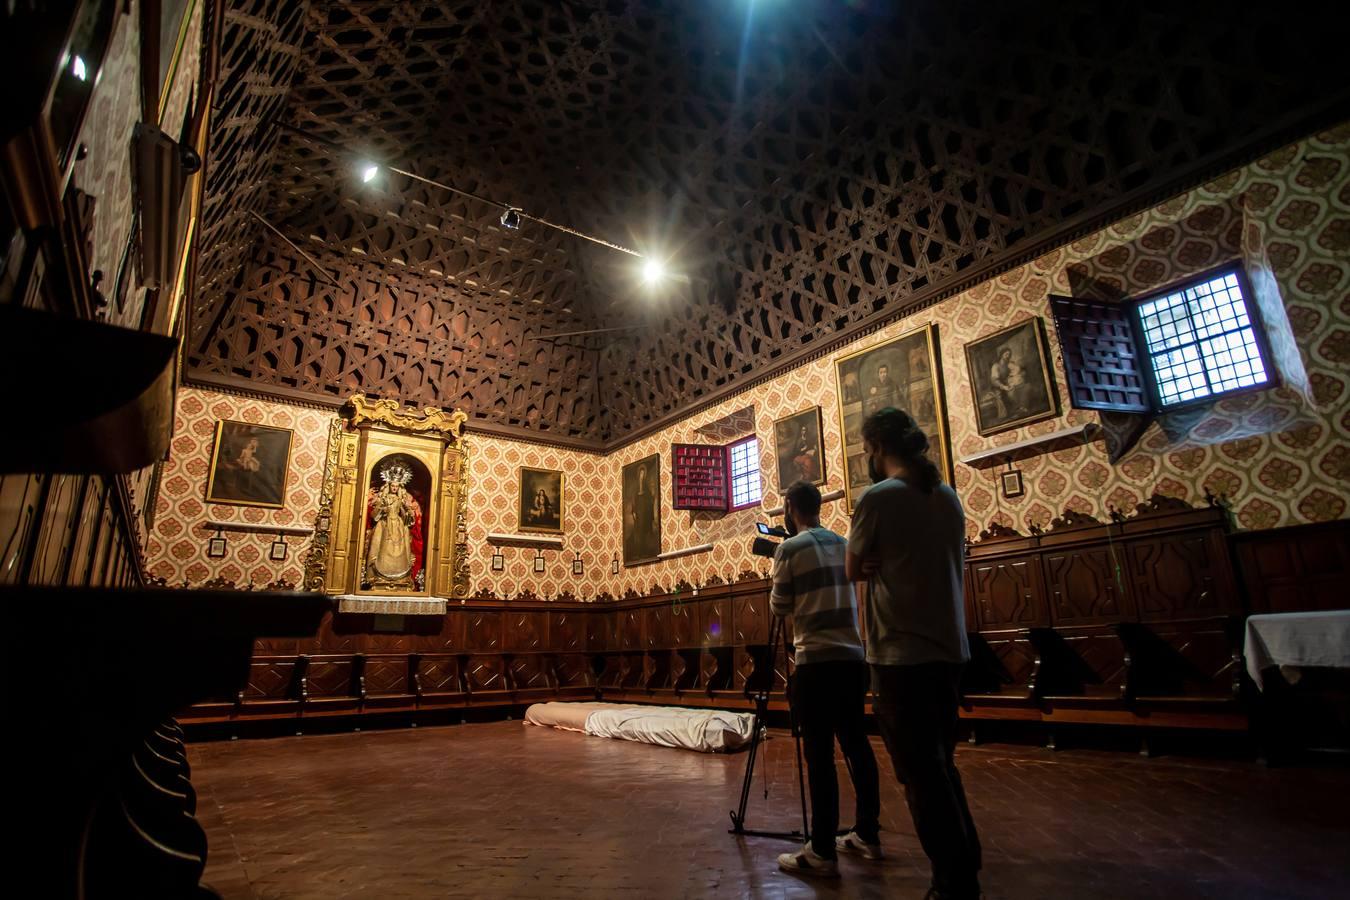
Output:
[770, 480, 882, 878]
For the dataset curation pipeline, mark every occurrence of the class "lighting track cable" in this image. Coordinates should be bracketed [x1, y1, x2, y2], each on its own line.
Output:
[272, 120, 646, 259]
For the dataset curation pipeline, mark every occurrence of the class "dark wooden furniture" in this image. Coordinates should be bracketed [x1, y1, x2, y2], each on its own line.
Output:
[13, 588, 328, 898]
[961, 500, 1246, 736]
[1232, 520, 1350, 615]
[184, 499, 1288, 742]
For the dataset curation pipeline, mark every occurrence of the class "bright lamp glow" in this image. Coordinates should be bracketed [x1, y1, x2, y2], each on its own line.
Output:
[360, 163, 379, 183]
[71, 55, 88, 81]
[641, 258, 666, 284]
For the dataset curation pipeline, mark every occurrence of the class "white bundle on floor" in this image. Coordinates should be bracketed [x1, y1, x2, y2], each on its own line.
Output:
[524, 701, 758, 753]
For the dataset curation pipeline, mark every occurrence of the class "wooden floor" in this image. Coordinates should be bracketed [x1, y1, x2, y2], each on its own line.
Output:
[191, 720, 1350, 899]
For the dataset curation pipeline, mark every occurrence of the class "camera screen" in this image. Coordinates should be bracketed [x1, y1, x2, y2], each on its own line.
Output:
[755, 522, 773, 535]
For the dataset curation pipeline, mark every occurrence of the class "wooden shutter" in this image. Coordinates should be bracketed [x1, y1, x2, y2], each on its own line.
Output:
[1049, 295, 1151, 412]
[671, 443, 728, 511]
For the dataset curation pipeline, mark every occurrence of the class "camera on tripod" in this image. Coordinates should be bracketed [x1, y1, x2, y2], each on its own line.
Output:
[751, 521, 789, 559]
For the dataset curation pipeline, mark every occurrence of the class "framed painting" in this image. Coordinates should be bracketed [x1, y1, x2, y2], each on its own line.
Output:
[834, 323, 952, 510]
[205, 420, 293, 508]
[518, 467, 564, 533]
[772, 406, 826, 490]
[621, 454, 661, 566]
[964, 318, 1058, 436]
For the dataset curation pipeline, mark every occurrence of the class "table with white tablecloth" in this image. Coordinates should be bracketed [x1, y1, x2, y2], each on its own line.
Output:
[1244, 610, 1350, 691]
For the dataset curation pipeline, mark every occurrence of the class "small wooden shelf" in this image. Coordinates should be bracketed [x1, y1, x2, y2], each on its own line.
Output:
[958, 424, 1100, 468]
[486, 532, 566, 550]
[206, 521, 313, 537]
[656, 542, 714, 562]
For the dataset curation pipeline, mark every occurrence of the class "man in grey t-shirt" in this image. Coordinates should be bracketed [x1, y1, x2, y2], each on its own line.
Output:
[846, 408, 981, 900]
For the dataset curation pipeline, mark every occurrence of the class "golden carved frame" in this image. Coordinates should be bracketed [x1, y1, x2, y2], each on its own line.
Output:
[303, 394, 471, 598]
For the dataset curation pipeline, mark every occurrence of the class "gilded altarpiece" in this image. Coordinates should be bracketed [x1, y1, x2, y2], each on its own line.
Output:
[304, 394, 471, 599]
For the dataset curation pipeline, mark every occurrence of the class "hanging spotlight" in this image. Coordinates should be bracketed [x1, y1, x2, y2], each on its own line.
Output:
[641, 258, 667, 285]
[500, 207, 521, 230]
[71, 55, 88, 81]
[359, 163, 379, 183]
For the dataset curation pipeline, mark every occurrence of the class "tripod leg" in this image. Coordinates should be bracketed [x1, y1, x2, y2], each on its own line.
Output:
[730, 617, 779, 833]
[780, 618, 810, 844]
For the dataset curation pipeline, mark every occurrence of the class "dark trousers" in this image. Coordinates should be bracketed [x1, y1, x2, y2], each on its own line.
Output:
[791, 660, 881, 858]
[872, 662, 982, 897]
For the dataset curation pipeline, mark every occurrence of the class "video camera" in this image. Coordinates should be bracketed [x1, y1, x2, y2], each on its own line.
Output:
[750, 521, 789, 559]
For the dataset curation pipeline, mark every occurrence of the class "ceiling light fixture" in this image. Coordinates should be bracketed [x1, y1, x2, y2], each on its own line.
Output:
[71, 55, 88, 81]
[276, 123, 658, 262]
[642, 258, 667, 285]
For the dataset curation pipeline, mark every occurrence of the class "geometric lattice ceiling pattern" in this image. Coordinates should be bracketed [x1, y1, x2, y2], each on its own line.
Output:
[189, 0, 1349, 447]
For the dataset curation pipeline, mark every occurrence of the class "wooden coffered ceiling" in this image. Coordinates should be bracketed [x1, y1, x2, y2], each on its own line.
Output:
[188, 0, 1348, 448]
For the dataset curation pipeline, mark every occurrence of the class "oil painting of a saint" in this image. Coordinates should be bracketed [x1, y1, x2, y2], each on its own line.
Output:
[205, 421, 293, 508]
[964, 318, 1057, 436]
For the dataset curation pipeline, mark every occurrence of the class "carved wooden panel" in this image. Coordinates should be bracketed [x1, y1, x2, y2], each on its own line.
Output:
[505, 611, 546, 652]
[619, 609, 642, 651]
[1054, 630, 1128, 695]
[465, 611, 502, 651]
[242, 659, 297, 701]
[669, 601, 696, 647]
[554, 654, 595, 690]
[969, 556, 1049, 630]
[1234, 522, 1350, 615]
[425, 610, 465, 652]
[980, 633, 1039, 691]
[701, 599, 729, 647]
[415, 655, 464, 697]
[363, 656, 410, 696]
[617, 652, 644, 690]
[585, 610, 613, 652]
[733, 594, 770, 645]
[550, 612, 585, 652]
[253, 637, 297, 655]
[643, 606, 671, 649]
[190, 1, 1346, 443]
[1123, 620, 1236, 696]
[508, 655, 552, 693]
[1044, 548, 1133, 626]
[304, 657, 356, 697]
[463, 655, 509, 696]
[1126, 534, 1236, 621]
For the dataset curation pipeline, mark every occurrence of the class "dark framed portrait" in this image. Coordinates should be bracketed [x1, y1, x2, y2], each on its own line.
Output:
[772, 406, 826, 490]
[964, 318, 1059, 436]
[834, 323, 953, 510]
[518, 467, 564, 533]
[205, 420, 293, 508]
[621, 454, 661, 566]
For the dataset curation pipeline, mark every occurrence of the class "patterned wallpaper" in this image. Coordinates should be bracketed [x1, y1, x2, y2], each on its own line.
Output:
[149, 124, 1349, 597]
[147, 389, 332, 587]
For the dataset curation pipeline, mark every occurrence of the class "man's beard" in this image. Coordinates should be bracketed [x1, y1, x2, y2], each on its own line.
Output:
[868, 455, 886, 484]
[783, 514, 798, 537]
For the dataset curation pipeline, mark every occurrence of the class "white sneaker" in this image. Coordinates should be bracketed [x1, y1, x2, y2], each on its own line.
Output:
[836, 830, 883, 860]
[776, 843, 839, 878]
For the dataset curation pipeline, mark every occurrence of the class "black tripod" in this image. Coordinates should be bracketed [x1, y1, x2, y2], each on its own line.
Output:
[728, 613, 810, 842]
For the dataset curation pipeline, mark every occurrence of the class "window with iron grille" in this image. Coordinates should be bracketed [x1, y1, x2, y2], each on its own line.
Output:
[1051, 264, 1274, 415]
[1134, 268, 1270, 408]
[728, 436, 762, 510]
